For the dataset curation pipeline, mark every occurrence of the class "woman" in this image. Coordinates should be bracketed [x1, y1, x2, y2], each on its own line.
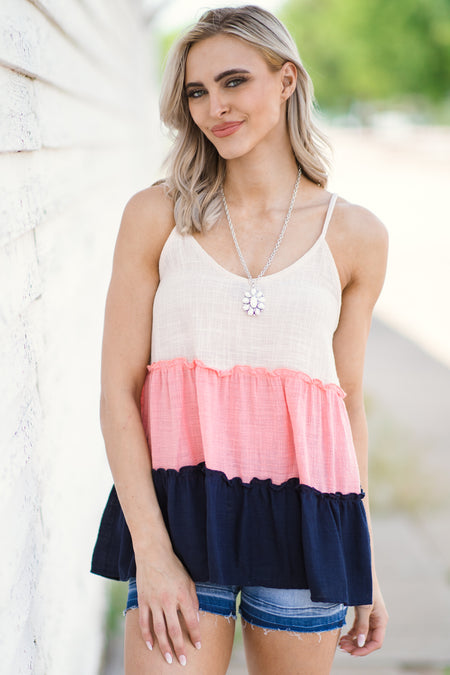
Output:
[91, 5, 389, 673]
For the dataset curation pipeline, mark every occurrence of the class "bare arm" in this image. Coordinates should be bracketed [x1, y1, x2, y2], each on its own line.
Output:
[100, 185, 201, 665]
[331, 203, 389, 656]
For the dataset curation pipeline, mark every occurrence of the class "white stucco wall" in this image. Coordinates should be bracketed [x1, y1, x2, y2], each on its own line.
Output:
[0, 1, 163, 672]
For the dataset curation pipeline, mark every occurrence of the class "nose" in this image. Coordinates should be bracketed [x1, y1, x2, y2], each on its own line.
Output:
[208, 89, 230, 118]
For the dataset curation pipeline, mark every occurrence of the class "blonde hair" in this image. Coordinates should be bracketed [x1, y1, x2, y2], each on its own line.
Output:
[159, 5, 331, 234]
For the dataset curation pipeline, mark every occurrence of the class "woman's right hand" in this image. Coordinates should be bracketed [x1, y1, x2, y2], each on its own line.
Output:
[135, 546, 202, 666]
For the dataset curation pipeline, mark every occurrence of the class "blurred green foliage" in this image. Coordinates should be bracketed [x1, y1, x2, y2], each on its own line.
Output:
[158, 28, 183, 76]
[280, 0, 450, 111]
[105, 580, 127, 637]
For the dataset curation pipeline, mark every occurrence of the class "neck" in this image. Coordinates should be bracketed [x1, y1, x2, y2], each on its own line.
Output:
[222, 147, 299, 209]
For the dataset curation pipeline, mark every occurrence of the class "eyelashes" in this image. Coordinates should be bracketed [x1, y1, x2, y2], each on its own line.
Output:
[186, 89, 206, 99]
[186, 77, 249, 99]
[226, 77, 248, 88]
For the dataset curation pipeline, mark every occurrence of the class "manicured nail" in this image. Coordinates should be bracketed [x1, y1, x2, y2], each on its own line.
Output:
[145, 641, 153, 651]
[179, 655, 187, 666]
[165, 652, 173, 664]
[357, 634, 366, 647]
[195, 641, 202, 650]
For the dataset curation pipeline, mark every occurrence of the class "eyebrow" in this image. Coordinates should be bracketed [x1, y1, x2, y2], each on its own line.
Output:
[185, 68, 250, 90]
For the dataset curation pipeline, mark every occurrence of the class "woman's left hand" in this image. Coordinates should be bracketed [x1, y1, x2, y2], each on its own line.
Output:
[339, 584, 388, 656]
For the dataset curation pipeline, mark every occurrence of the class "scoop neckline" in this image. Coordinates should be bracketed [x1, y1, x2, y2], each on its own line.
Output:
[186, 230, 325, 282]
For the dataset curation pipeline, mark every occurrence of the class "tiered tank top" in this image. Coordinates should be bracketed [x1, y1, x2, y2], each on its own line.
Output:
[91, 194, 373, 607]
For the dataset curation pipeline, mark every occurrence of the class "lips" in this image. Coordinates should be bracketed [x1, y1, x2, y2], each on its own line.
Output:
[211, 121, 244, 138]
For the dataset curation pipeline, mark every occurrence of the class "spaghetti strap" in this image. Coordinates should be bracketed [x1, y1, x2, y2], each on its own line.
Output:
[320, 193, 338, 239]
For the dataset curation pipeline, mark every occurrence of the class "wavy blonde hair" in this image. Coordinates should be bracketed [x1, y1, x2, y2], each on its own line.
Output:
[159, 5, 331, 234]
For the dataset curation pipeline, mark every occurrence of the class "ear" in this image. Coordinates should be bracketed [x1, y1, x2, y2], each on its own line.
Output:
[280, 61, 297, 101]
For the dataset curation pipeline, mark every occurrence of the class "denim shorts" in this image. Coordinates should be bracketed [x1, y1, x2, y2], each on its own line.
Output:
[125, 578, 347, 633]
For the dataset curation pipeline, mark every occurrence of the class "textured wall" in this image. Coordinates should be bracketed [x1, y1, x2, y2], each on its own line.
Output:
[0, 1, 162, 672]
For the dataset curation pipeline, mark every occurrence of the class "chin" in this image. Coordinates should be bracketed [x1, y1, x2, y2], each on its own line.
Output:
[213, 141, 254, 161]
[216, 149, 247, 160]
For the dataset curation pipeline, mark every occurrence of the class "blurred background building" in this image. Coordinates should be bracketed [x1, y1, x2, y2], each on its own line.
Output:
[1, 0, 449, 673]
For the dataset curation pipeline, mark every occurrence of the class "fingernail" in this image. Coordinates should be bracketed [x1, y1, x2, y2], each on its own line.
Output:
[197, 611, 200, 622]
[145, 641, 152, 651]
[165, 652, 173, 664]
[357, 634, 366, 648]
[179, 655, 187, 666]
[195, 641, 202, 650]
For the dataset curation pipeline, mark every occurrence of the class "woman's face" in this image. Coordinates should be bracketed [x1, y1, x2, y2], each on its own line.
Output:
[184, 34, 295, 161]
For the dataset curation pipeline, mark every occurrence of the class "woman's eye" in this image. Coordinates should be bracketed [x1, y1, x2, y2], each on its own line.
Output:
[226, 77, 246, 88]
[187, 89, 206, 99]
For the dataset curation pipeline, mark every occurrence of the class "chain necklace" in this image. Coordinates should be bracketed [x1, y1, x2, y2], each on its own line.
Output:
[220, 166, 302, 316]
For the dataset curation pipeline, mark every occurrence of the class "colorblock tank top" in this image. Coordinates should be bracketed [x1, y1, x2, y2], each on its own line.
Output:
[91, 193, 373, 607]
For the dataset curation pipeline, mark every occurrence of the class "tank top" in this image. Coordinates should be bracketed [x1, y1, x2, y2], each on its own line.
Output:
[91, 193, 373, 607]
[151, 193, 341, 382]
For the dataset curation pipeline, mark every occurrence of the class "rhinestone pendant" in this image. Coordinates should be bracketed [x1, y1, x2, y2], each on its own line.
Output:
[242, 286, 265, 316]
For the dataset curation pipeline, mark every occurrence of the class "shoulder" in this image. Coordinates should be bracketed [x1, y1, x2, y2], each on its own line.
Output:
[332, 196, 389, 289]
[333, 197, 388, 252]
[121, 182, 175, 246]
[115, 182, 175, 270]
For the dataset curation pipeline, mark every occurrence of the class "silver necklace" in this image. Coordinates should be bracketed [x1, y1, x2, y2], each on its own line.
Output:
[220, 166, 302, 316]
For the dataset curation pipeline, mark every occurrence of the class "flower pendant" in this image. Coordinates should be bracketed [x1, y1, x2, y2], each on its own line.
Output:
[242, 286, 265, 316]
